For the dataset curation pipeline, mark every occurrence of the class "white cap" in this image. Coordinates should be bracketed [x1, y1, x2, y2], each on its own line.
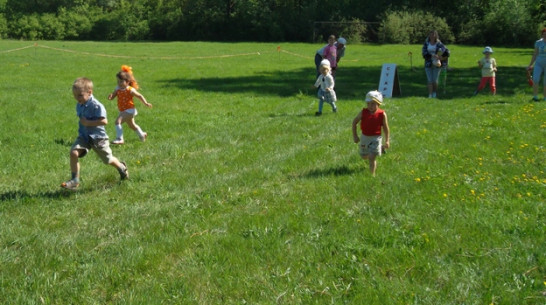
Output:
[320, 59, 331, 67]
[483, 46, 493, 54]
[337, 37, 347, 45]
[365, 90, 383, 105]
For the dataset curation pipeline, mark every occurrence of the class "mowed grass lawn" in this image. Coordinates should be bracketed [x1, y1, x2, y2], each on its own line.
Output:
[0, 40, 544, 304]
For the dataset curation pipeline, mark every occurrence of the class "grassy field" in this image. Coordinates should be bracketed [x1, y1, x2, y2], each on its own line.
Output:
[0, 40, 544, 304]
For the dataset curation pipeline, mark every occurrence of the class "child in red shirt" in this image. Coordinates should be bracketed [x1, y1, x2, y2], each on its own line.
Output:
[351, 90, 390, 176]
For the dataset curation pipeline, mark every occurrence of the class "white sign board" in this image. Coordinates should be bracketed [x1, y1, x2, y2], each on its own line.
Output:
[378, 63, 401, 98]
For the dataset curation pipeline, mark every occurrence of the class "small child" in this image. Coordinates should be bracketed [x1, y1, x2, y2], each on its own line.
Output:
[61, 77, 129, 190]
[314, 60, 337, 116]
[108, 65, 152, 144]
[473, 46, 497, 95]
[351, 90, 390, 176]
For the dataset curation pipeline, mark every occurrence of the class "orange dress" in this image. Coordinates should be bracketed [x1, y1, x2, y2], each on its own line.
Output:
[116, 86, 136, 112]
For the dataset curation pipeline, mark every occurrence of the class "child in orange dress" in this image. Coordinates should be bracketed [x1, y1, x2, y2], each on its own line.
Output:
[108, 65, 152, 144]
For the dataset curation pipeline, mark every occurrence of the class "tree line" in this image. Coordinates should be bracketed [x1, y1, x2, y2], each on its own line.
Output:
[0, 0, 543, 45]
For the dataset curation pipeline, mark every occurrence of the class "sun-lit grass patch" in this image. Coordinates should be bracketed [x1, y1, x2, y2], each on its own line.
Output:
[0, 40, 544, 304]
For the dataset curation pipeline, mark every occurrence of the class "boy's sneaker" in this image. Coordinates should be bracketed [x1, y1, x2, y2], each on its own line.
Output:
[112, 138, 124, 145]
[333, 107, 337, 113]
[139, 132, 147, 142]
[120, 162, 129, 180]
[61, 179, 79, 191]
[315, 111, 322, 116]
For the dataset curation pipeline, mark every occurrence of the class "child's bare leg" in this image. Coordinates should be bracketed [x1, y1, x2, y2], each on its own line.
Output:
[126, 117, 138, 131]
[361, 154, 377, 176]
[108, 157, 129, 180]
[368, 154, 377, 176]
[62, 149, 83, 189]
[69, 149, 81, 179]
[126, 117, 147, 141]
[115, 114, 124, 125]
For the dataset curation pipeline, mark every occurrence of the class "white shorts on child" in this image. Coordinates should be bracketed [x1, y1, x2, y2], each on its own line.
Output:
[120, 108, 138, 117]
[359, 135, 382, 156]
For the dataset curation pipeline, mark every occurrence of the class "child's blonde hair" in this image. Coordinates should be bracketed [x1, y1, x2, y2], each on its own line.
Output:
[73, 77, 93, 92]
[117, 65, 139, 90]
[320, 64, 331, 73]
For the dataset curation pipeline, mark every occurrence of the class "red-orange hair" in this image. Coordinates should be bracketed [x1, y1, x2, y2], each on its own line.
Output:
[117, 65, 139, 89]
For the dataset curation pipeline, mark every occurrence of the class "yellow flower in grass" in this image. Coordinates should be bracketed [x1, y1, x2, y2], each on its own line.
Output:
[414, 177, 421, 182]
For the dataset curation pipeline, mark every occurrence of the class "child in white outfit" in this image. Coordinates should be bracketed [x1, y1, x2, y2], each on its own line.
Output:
[314, 60, 337, 116]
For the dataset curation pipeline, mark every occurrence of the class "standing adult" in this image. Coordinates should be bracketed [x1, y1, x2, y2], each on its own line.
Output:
[528, 28, 546, 101]
[422, 30, 447, 98]
[315, 35, 347, 77]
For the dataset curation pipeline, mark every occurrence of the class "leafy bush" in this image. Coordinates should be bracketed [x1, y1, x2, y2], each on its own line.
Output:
[481, 0, 537, 46]
[339, 18, 368, 44]
[9, 14, 41, 40]
[57, 6, 94, 40]
[39, 13, 65, 40]
[314, 18, 368, 44]
[378, 10, 454, 44]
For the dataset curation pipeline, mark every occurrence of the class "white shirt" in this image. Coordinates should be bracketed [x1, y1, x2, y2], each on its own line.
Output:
[314, 73, 335, 91]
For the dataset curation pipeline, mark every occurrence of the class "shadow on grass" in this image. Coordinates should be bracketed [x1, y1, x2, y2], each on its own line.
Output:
[304, 164, 361, 178]
[0, 179, 124, 202]
[54, 138, 73, 147]
[0, 189, 74, 201]
[158, 65, 531, 100]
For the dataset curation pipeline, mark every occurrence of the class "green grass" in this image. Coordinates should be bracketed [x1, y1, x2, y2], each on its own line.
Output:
[0, 40, 544, 304]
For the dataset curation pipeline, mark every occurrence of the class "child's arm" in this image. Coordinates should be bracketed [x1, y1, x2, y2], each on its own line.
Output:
[382, 112, 390, 149]
[492, 58, 497, 72]
[351, 111, 362, 143]
[313, 76, 321, 88]
[80, 117, 108, 127]
[131, 90, 153, 108]
[107, 89, 117, 100]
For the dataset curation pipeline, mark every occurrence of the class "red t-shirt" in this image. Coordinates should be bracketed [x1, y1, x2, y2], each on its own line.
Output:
[360, 108, 385, 136]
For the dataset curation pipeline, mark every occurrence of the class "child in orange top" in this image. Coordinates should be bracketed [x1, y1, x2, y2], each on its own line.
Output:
[108, 65, 152, 144]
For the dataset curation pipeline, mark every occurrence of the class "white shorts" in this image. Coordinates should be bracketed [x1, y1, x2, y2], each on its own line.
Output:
[120, 108, 138, 117]
[359, 135, 382, 157]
